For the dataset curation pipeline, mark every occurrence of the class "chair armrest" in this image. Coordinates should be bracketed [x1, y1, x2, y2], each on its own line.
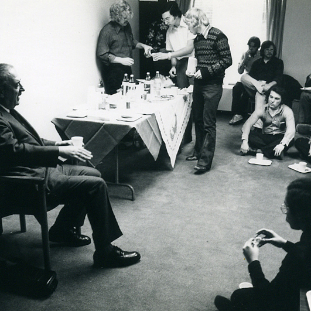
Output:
[0, 175, 45, 185]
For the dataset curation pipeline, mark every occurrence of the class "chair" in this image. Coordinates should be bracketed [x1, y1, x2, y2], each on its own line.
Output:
[0, 174, 52, 271]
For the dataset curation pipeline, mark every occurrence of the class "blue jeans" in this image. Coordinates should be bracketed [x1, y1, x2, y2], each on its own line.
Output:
[192, 83, 223, 168]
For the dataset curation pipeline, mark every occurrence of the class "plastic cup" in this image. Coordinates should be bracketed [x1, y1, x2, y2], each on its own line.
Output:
[299, 161, 307, 171]
[256, 153, 263, 162]
[71, 136, 83, 147]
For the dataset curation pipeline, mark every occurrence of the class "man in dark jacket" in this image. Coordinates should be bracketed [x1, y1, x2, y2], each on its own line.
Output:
[0, 63, 140, 268]
[241, 40, 284, 112]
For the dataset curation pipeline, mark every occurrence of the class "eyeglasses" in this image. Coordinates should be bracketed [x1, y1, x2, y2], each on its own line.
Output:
[280, 203, 288, 214]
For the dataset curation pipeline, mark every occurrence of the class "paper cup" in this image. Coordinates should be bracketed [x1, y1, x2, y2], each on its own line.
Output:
[256, 153, 263, 162]
[299, 161, 307, 171]
[170, 86, 178, 96]
[71, 136, 84, 147]
[239, 282, 253, 289]
[187, 57, 197, 75]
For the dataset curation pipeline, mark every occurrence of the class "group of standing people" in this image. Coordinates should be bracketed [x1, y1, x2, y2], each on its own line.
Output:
[96, 0, 310, 166]
[97, 0, 233, 174]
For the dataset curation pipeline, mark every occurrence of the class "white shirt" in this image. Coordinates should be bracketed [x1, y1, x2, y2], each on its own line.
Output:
[166, 16, 196, 60]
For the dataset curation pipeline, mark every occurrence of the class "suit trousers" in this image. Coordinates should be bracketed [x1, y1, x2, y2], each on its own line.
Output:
[47, 164, 122, 252]
[230, 288, 274, 311]
[192, 83, 223, 168]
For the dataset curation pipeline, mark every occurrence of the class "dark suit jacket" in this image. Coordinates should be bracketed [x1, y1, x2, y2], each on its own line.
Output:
[0, 106, 59, 178]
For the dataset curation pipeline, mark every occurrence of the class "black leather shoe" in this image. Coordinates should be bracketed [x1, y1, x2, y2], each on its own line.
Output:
[194, 165, 209, 174]
[49, 226, 91, 247]
[186, 155, 198, 161]
[214, 295, 233, 311]
[93, 246, 141, 268]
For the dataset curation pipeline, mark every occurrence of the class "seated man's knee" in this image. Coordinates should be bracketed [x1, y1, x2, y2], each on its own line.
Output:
[231, 288, 254, 309]
[78, 166, 102, 178]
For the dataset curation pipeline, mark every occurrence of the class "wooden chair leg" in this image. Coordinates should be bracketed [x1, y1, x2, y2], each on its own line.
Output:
[20, 214, 26, 232]
[41, 221, 51, 271]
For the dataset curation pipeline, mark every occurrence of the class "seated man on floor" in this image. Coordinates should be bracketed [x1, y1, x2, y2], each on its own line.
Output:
[229, 36, 261, 125]
[0, 63, 140, 268]
[294, 73, 311, 162]
[240, 86, 295, 159]
[240, 40, 284, 114]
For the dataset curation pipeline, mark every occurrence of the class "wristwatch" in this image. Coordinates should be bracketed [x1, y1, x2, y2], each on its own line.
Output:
[280, 142, 286, 147]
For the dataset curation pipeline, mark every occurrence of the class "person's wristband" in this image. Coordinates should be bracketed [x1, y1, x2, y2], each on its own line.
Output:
[167, 52, 172, 60]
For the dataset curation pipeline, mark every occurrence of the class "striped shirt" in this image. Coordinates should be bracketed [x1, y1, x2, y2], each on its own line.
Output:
[194, 26, 232, 85]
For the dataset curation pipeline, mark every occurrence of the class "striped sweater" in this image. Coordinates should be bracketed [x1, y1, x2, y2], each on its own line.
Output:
[194, 27, 232, 85]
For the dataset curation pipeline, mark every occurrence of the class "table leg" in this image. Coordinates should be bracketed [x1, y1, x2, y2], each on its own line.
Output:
[106, 145, 135, 201]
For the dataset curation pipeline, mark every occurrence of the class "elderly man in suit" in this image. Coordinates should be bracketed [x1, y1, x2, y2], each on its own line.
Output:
[0, 63, 140, 268]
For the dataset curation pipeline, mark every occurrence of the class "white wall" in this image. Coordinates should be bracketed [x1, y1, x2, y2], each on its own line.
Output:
[1, 0, 309, 128]
[0, 0, 140, 139]
[282, 0, 311, 85]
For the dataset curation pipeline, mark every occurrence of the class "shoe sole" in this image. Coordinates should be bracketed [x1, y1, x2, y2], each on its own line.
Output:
[93, 257, 141, 268]
[49, 238, 91, 247]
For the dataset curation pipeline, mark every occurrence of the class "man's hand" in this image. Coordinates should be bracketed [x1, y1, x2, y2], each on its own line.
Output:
[255, 80, 266, 94]
[55, 140, 73, 146]
[255, 228, 287, 248]
[58, 146, 93, 162]
[185, 70, 194, 77]
[169, 66, 177, 78]
[273, 143, 285, 156]
[262, 83, 272, 93]
[193, 69, 202, 79]
[240, 140, 249, 154]
[152, 52, 169, 61]
[243, 238, 259, 263]
[143, 45, 153, 58]
[114, 57, 134, 66]
[245, 49, 251, 58]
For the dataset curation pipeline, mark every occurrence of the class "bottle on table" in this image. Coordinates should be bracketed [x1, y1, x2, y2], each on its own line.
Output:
[154, 71, 161, 96]
[128, 74, 136, 92]
[122, 73, 129, 96]
[97, 80, 106, 110]
[144, 72, 151, 94]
